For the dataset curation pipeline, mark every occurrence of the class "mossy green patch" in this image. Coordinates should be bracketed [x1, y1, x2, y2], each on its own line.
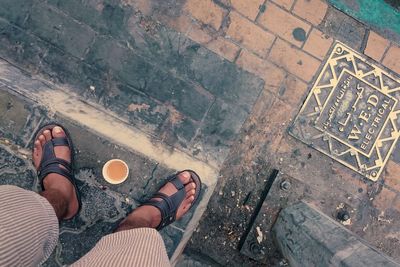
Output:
[328, 0, 400, 35]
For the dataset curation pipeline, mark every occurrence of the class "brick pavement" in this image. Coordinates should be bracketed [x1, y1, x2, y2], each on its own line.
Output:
[151, 0, 400, 264]
[164, 0, 400, 200]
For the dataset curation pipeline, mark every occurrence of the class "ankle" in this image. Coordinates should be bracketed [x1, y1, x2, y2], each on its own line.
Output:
[40, 189, 69, 220]
[115, 216, 153, 232]
[43, 174, 74, 196]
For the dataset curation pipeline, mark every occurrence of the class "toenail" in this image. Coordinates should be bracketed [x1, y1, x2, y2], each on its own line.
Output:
[54, 127, 62, 133]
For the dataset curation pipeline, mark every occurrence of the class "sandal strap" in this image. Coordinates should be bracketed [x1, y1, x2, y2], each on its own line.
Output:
[51, 137, 69, 147]
[143, 174, 186, 230]
[168, 174, 184, 190]
[40, 158, 72, 173]
[38, 164, 75, 185]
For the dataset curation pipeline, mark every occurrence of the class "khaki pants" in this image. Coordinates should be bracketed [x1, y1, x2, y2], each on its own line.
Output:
[0, 185, 171, 267]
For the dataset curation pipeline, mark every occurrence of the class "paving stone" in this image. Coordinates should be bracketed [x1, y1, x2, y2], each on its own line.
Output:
[393, 197, 400, 213]
[196, 99, 250, 149]
[321, 7, 367, 50]
[205, 37, 241, 62]
[180, 46, 264, 113]
[303, 28, 334, 60]
[143, 71, 212, 122]
[25, 3, 96, 59]
[277, 75, 308, 106]
[271, 0, 295, 10]
[160, 226, 185, 257]
[184, 0, 226, 30]
[185, 20, 214, 43]
[382, 45, 400, 74]
[0, 146, 37, 190]
[230, 0, 265, 20]
[365, 31, 391, 62]
[0, 0, 33, 27]
[292, 0, 328, 26]
[176, 253, 214, 267]
[236, 50, 285, 87]
[164, 14, 194, 34]
[274, 202, 400, 267]
[384, 161, 400, 193]
[112, 84, 170, 132]
[186, 25, 240, 61]
[264, 97, 297, 134]
[0, 89, 32, 144]
[268, 38, 321, 82]
[23, 38, 170, 133]
[258, 2, 311, 47]
[127, 21, 265, 113]
[226, 11, 275, 56]
[331, 163, 370, 196]
[47, 0, 131, 39]
[373, 187, 398, 211]
[86, 36, 212, 122]
[0, 18, 56, 73]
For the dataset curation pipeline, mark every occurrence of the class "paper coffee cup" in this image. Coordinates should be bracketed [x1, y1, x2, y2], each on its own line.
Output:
[102, 159, 129, 184]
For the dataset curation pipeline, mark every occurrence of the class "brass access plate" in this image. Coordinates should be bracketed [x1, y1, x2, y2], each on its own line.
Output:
[290, 42, 400, 181]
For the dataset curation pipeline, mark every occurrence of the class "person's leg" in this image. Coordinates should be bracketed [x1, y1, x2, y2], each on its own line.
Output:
[0, 185, 59, 266]
[72, 171, 198, 267]
[0, 126, 80, 266]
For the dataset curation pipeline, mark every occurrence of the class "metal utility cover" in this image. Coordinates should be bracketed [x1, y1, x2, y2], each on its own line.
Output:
[290, 42, 400, 181]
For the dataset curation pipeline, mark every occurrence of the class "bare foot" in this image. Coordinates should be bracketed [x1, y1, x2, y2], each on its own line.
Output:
[33, 126, 79, 220]
[116, 171, 196, 231]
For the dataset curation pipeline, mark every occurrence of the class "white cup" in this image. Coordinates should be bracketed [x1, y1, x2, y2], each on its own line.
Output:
[102, 159, 129, 184]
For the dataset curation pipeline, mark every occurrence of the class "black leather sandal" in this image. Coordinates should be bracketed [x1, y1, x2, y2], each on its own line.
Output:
[34, 123, 82, 217]
[143, 170, 202, 230]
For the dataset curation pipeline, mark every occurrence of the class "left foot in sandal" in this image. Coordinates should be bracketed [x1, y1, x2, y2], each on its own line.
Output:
[33, 126, 79, 220]
[116, 171, 199, 231]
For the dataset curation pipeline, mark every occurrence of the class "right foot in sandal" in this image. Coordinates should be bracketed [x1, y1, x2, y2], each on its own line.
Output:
[116, 171, 201, 231]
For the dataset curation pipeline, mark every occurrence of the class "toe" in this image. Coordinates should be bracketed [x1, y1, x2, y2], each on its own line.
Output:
[38, 135, 46, 146]
[185, 182, 196, 193]
[183, 202, 192, 211]
[43, 130, 52, 141]
[187, 189, 196, 198]
[177, 171, 191, 184]
[188, 195, 195, 202]
[34, 140, 42, 156]
[52, 126, 66, 138]
[33, 140, 43, 168]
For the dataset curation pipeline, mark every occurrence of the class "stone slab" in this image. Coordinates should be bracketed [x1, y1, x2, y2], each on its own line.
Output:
[273, 202, 400, 267]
